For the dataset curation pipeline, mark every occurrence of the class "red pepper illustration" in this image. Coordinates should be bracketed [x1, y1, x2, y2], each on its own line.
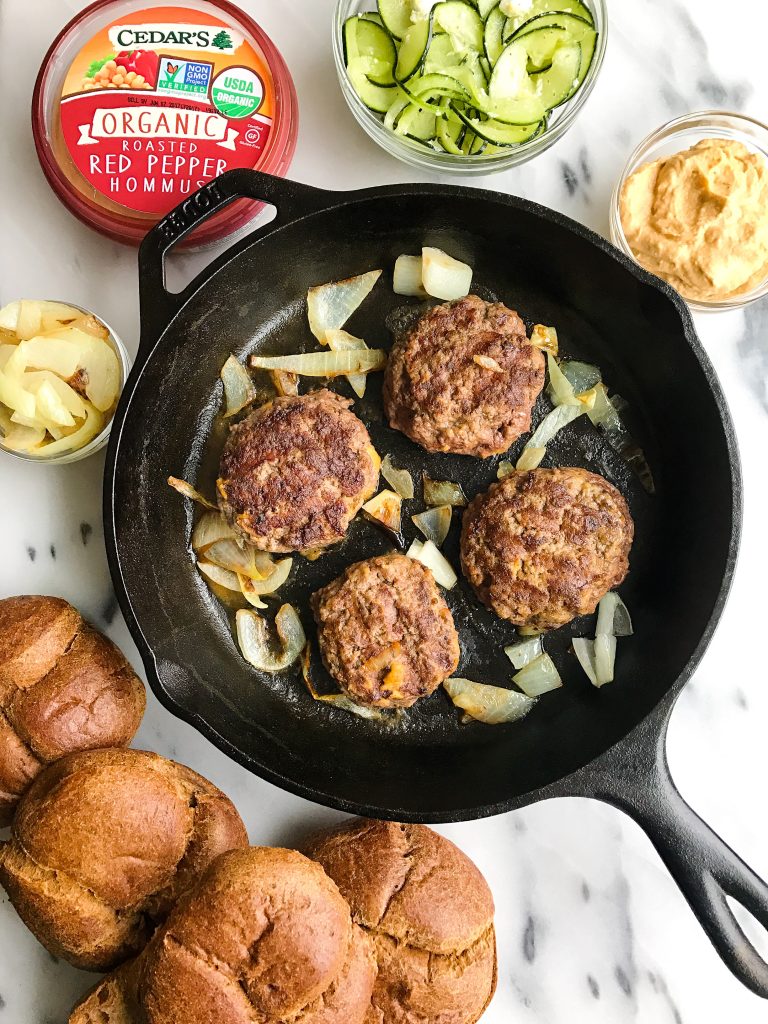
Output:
[115, 49, 160, 88]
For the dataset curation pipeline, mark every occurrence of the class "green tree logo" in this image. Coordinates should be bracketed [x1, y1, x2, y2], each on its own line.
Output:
[212, 30, 233, 50]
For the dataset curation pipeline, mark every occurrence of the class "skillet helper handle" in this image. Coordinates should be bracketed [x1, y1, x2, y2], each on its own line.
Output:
[585, 701, 768, 997]
[138, 169, 328, 354]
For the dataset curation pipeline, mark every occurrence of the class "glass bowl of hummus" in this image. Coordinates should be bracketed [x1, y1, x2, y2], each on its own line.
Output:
[610, 111, 768, 312]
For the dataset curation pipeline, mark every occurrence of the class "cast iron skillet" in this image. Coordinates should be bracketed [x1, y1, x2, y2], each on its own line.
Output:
[105, 169, 768, 995]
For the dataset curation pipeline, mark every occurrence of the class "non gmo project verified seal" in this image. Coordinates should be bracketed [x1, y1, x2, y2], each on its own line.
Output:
[157, 58, 213, 98]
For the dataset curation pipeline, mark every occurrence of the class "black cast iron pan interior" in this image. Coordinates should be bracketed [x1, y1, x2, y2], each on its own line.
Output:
[109, 172, 768, 997]
[106, 171, 738, 821]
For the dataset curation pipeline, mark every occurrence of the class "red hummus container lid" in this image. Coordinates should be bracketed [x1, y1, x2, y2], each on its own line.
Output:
[32, 0, 298, 248]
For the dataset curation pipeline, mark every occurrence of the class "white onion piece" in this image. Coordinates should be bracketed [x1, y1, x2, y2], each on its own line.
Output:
[573, 637, 599, 686]
[307, 270, 382, 344]
[32, 401, 104, 456]
[236, 576, 267, 609]
[0, 302, 20, 332]
[497, 460, 514, 480]
[513, 652, 562, 697]
[34, 380, 75, 427]
[444, 678, 536, 725]
[316, 694, 387, 720]
[407, 538, 424, 559]
[24, 370, 87, 418]
[407, 538, 457, 589]
[529, 324, 558, 356]
[0, 346, 15, 371]
[21, 337, 80, 378]
[220, 355, 255, 417]
[524, 402, 585, 452]
[547, 353, 581, 407]
[422, 475, 467, 507]
[235, 604, 306, 673]
[611, 595, 634, 637]
[0, 369, 36, 418]
[594, 634, 617, 687]
[250, 349, 386, 377]
[560, 360, 601, 394]
[504, 636, 543, 670]
[197, 560, 241, 591]
[239, 557, 292, 595]
[594, 591, 620, 686]
[325, 328, 368, 398]
[597, 591, 633, 637]
[205, 540, 272, 579]
[362, 489, 403, 533]
[68, 331, 120, 412]
[588, 382, 623, 432]
[421, 247, 472, 301]
[412, 505, 452, 547]
[16, 300, 44, 340]
[393, 255, 427, 297]
[1, 421, 45, 452]
[515, 446, 545, 471]
[167, 476, 217, 510]
[191, 512, 239, 553]
[381, 454, 414, 499]
[270, 369, 299, 396]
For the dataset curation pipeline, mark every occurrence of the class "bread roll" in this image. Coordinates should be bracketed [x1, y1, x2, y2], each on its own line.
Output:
[305, 819, 497, 1024]
[0, 595, 146, 825]
[69, 847, 377, 1024]
[0, 748, 247, 970]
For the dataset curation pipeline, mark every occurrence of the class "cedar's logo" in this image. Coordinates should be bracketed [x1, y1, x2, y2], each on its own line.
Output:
[108, 24, 243, 54]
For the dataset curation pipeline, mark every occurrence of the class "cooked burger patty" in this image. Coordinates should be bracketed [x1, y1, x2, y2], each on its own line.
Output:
[460, 468, 633, 630]
[217, 390, 379, 553]
[311, 553, 460, 709]
[383, 295, 545, 457]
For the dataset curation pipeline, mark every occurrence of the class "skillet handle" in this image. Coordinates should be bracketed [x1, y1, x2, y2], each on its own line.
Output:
[138, 169, 331, 359]
[581, 697, 768, 997]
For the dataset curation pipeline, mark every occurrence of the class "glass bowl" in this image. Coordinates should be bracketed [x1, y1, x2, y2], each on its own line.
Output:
[332, 0, 607, 175]
[610, 110, 768, 313]
[0, 303, 131, 466]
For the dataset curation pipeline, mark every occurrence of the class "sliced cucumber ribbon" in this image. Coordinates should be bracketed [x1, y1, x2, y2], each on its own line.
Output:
[344, 0, 597, 154]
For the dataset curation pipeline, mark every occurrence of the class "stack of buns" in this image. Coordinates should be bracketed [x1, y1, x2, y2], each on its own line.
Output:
[306, 819, 497, 1024]
[0, 595, 498, 1024]
[0, 595, 146, 824]
[71, 848, 378, 1024]
[0, 748, 248, 968]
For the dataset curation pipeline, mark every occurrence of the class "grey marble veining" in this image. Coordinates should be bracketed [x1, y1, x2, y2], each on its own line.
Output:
[1, 1, 768, 1022]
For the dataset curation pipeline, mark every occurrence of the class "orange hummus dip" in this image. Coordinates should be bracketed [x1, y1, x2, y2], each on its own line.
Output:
[619, 138, 768, 302]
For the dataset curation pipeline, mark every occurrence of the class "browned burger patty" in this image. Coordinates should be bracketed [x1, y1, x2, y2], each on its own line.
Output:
[217, 390, 379, 553]
[461, 468, 634, 630]
[311, 553, 460, 709]
[383, 295, 545, 457]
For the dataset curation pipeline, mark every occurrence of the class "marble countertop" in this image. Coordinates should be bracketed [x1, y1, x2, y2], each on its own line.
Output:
[2, 0, 768, 1020]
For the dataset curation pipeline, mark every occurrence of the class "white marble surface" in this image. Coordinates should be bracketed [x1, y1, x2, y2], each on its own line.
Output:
[2, 0, 768, 1021]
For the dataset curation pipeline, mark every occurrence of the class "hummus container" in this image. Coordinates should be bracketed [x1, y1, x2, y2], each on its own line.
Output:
[0, 300, 131, 466]
[32, 0, 298, 248]
[610, 110, 768, 313]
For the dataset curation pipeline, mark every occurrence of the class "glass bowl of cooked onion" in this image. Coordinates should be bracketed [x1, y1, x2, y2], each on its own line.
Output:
[0, 299, 131, 464]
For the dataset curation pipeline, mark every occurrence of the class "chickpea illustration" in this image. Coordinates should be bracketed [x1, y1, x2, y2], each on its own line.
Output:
[80, 57, 155, 92]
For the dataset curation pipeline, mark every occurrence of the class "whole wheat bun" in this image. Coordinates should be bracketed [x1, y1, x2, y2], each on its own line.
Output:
[305, 819, 497, 1024]
[0, 595, 146, 825]
[69, 847, 377, 1024]
[0, 748, 247, 971]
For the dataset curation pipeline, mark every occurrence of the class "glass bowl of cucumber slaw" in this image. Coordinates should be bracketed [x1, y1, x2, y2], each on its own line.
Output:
[333, 0, 607, 174]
